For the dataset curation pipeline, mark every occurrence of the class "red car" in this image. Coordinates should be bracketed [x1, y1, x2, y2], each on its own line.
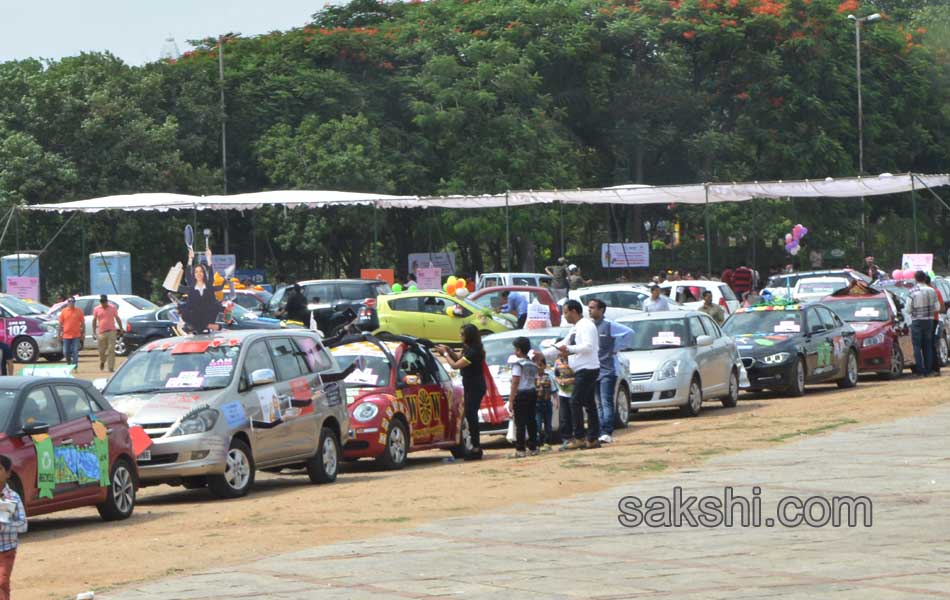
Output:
[468, 286, 562, 326]
[328, 335, 467, 468]
[1, 377, 139, 520]
[823, 287, 913, 378]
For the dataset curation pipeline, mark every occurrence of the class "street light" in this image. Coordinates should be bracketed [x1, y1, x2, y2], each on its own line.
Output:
[847, 12, 880, 256]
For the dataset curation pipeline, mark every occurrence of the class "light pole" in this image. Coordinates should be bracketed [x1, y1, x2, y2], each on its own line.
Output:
[848, 12, 880, 256]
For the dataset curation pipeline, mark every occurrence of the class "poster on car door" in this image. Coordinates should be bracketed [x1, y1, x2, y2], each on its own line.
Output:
[901, 253, 933, 272]
[5, 276, 39, 301]
[408, 252, 456, 276]
[601, 243, 649, 269]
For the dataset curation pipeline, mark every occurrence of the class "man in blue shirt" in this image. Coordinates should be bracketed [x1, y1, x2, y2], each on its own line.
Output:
[587, 298, 634, 443]
[0, 454, 26, 599]
[500, 291, 529, 329]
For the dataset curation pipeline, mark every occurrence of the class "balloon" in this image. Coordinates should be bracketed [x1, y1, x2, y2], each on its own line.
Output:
[447, 276, 458, 286]
[892, 269, 902, 280]
[790, 245, 800, 256]
[800, 226, 808, 237]
[785, 233, 793, 244]
[467, 281, 476, 292]
[928, 270, 936, 279]
[408, 284, 418, 291]
[456, 278, 466, 289]
[392, 283, 404, 293]
[455, 287, 469, 299]
[443, 283, 451, 292]
[903, 269, 916, 280]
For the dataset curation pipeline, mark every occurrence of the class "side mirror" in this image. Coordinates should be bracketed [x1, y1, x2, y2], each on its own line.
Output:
[403, 374, 421, 386]
[23, 422, 50, 436]
[249, 368, 276, 387]
[695, 335, 714, 347]
[445, 306, 457, 317]
[92, 377, 108, 392]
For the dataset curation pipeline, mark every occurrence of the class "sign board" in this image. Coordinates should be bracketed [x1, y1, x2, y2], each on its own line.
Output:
[416, 267, 442, 291]
[525, 302, 551, 330]
[601, 243, 650, 269]
[901, 253, 933, 272]
[360, 269, 395, 285]
[234, 269, 267, 286]
[409, 252, 456, 276]
[5, 276, 39, 302]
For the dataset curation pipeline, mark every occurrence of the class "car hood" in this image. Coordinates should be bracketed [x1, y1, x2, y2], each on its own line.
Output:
[731, 334, 799, 357]
[845, 321, 887, 336]
[106, 390, 226, 424]
[618, 347, 689, 372]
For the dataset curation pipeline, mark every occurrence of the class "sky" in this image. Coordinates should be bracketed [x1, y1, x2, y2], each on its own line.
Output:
[0, 1, 345, 65]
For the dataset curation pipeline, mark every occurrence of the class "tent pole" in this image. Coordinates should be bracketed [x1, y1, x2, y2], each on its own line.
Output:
[559, 201, 565, 258]
[372, 205, 378, 266]
[505, 192, 511, 272]
[704, 184, 712, 276]
[15, 208, 20, 276]
[911, 173, 918, 253]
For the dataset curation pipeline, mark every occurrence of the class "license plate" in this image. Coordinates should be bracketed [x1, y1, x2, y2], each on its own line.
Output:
[631, 384, 644, 393]
[139, 450, 151, 461]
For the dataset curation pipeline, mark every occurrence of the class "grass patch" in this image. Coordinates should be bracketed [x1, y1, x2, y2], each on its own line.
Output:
[764, 419, 858, 443]
[697, 448, 726, 457]
[640, 460, 669, 472]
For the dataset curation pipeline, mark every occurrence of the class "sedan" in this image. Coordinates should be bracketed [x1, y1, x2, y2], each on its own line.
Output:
[468, 286, 562, 326]
[823, 289, 913, 378]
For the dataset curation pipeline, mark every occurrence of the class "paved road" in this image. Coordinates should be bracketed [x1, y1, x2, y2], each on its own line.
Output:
[104, 407, 950, 599]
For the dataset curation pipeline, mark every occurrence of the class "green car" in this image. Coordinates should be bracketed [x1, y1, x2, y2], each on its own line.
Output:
[372, 291, 515, 344]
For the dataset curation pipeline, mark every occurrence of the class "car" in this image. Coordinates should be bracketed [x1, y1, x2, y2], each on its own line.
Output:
[476, 272, 553, 290]
[48, 295, 158, 356]
[102, 330, 350, 498]
[822, 287, 913, 378]
[264, 279, 392, 335]
[791, 277, 850, 303]
[230, 288, 273, 316]
[612, 311, 742, 417]
[659, 280, 740, 315]
[765, 269, 870, 298]
[933, 276, 950, 320]
[1, 377, 138, 520]
[468, 286, 562, 326]
[122, 303, 292, 354]
[879, 280, 950, 366]
[722, 302, 860, 396]
[365, 291, 514, 344]
[0, 294, 63, 363]
[327, 334, 467, 468]
[566, 284, 685, 320]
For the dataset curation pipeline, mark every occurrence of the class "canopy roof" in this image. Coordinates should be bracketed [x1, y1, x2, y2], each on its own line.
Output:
[21, 173, 949, 213]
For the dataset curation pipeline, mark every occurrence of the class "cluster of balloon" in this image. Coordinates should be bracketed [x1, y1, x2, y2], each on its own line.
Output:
[443, 276, 470, 298]
[784, 224, 809, 256]
[391, 283, 418, 293]
[892, 268, 935, 281]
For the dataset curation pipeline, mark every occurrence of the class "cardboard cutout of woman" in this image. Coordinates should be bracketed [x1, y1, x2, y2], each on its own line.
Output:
[178, 247, 224, 333]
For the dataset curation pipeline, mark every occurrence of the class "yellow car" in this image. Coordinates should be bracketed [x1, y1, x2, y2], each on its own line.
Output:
[368, 291, 515, 344]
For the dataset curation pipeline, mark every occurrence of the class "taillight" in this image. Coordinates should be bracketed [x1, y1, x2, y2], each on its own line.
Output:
[363, 298, 377, 309]
[719, 297, 730, 314]
[359, 307, 373, 318]
[125, 323, 132, 332]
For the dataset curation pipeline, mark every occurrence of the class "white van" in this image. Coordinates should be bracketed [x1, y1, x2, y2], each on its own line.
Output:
[476, 272, 553, 290]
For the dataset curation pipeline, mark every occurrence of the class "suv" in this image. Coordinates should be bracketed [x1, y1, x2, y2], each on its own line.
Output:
[264, 279, 392, 335]
[765, 270, 870, 298]
[103, 330, 350, 498]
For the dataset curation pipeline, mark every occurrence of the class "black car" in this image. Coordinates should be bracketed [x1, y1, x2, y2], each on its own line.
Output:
[263, 279, 392, 335]
[123, 303, 290, 353]
[722, 302, 859, 396]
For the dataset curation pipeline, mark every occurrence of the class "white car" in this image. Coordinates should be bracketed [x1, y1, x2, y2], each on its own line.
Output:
[766, 269, 869, 299]
[566, 284, 685, 320]
[476, 272, 553, 290]
[614, 311, 743, 417]
[49, 295, 158, 355]
[659, 280, 740, 315]
[792, 277, 849, 303]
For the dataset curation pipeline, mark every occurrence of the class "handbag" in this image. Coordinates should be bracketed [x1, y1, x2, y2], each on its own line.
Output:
[506, 417, 517, 444]
[163, 262, 184, 292]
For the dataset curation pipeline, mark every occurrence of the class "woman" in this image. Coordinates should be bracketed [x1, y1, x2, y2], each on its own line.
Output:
[437, 324, 486, 460]
[179, 247, 223, 333]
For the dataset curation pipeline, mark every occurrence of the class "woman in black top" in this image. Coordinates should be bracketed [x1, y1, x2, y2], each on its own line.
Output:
[179, 248, 224, 333]
[437, 324, 486, 459]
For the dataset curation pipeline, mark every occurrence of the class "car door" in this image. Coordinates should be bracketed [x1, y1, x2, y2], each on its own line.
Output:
[885, 293, 914, 362]
[53, 384, 108, 500]
[818, 307, 843, 380]
[239, 339, 284, 465]
[431, 355, 461, 444]
[266, 337, 320, 459]
[384, 296, 424, 337]
[417, 348, 450, 443]
[397, 348, 433, 446]
[699, 314, 732, 394]
[688, 316, 718, 396]
[420, 295, 459, 342]
[803, 308, 827, 381]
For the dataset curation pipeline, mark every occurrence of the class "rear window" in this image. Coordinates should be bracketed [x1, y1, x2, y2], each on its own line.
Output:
[302, 284, 338, 303]
[126, 297, 158, 311]
[719, 285, 738, 301]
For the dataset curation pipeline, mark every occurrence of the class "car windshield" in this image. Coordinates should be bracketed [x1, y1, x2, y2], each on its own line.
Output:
[484, 334, 561, 366]
[105, 342, 241, 395]
[618, 318, 689, 350]
[723, 310, 803, 336]
[881, 285, 910, 300]
[0, 296, 43, 316]
[829, 299, 890, 323]
[332, 353, 392, 388]
[797, 280, 847, 295]
[126, 296, 158, 311]
[0, 391, 17, 430]
[229, 304, 257, 322]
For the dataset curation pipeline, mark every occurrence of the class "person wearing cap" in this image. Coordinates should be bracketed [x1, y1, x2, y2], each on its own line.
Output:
[643, 284, 671, 313]
[92, 294, 123, 372]
[58, 296, 84, 368]
[567, 264, 590, 290]
[545, 257, 570, 300]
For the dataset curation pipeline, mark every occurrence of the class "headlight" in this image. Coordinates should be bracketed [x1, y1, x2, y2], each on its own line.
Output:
[763, 352, 791, 365]
[656, 360, 680, 381]
[862, 333, 885, 347]
[44, 321, 58, 332]
[353, 402, 379, 422]
[169, 407, 219, 436]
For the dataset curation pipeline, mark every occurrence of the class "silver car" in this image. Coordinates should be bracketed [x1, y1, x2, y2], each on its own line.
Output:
[615, 311, 743, 417]
[103, 330, 349, 498]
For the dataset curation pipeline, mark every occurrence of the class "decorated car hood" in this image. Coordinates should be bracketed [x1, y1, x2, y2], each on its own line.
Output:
[106, 390, 225, 425]
[732, 334, 799, 357]
[846, 321, 886, 337]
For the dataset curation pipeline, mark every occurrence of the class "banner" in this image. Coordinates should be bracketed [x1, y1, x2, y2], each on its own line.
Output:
[409, 252, 456, 276]
[416, 267, 442, 290]
[601, 243, 650, 268]
[360, 269, 395, 285]
[525, 302, 552, 329]
[901, 253, 933, 271]
[5, 276, 39, 301]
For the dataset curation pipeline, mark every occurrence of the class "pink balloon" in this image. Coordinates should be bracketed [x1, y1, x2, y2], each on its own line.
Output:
[903, 269, 916, 280]
[892, 269, 902, 280]
[785, 233, 793, 243]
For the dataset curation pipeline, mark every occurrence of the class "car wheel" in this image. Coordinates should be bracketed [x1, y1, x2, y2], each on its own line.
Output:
[307, 427, 340, 484]
[96, 458, 136, 521]
[114, 336, 128, 357]
[613, 385, 629, 429]
[43, 353, 64, 362]
[680, 376, 703, 417]
[451, 414, 475, 459]
[208, 438, 255, 499]
[837, 350, 859, 388]
[721, 369, 739, 408]
[13, 337, 38, 363]
[880, 345, 903, 380]
[787, 357, 806, 397]
[938, 336, 949, 367]
[376, 419, 408, 470]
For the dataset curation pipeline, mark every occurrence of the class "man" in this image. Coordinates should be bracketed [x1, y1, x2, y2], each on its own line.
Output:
[544, 300, 600, 450]
[92, 295, 123, 372]
[545, 257, 569, 300]
[925, 274, 944, 376]
[0, 454, 27, 599]
[588, 299, 633, 444]
[567, 265, 590, 290]
[864, 256, 883, 282]
[698, 290, 726, 325]
[279, 284, 310, 326]
[58, 297, 85, 367]
[732, 265, 754, 296]
[0, 341, 11, 378]
[643, 284, 671, 313]
[499, 290, 528, 328]
[909, 271, 939, 377]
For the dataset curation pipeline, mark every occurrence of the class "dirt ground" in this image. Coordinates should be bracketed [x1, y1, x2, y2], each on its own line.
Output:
[15, 351, 950, 599]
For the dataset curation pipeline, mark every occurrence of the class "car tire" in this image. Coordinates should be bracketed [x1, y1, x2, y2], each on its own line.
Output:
[613, 385, 629, 429]
[13, 336, 38, 363]
[680, 376, 703, 417]
[114, 336, 128, 357]
[451, 414, 475, 459]
[208, 438, 255, 499]
[376, 419, 408, 470]
[879, 345, 903, 380]
[96, 458, 136, 521]
[938, 336, 949, 368]
[307, 427, 340, 484]
[721, 369, 739, 408]
[43, 353, 64, 362]
[837, 350, 859, 388]
[787, 357, 806, 397]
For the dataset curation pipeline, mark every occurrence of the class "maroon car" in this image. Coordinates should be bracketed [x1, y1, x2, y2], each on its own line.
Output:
[824, 287, 913, 379]
[468, 286, 562, 326]
[0, 377, 138, 520]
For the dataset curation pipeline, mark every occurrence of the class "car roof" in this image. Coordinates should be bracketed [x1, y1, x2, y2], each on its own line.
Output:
[658, 280, 725, 287]
[295, 279, 388, 285]
[482, 326, 569, 341]
[472, 286, 548, 294]
[795, 277, 848, 284]
[734, 303, 805, 313]
[616, 310, 698, 323]
[571, 284, 651, 294]
[823, 292, 887, 301]
[0, 376, 94, 390]
[141, 329, 319, 347]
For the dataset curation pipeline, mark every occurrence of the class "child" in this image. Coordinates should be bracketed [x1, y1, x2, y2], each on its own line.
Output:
[507, 337, 539, 458]
[554, 352, 575, 451]
[533, 352, 554, 451]
[0, 454, 26, 600]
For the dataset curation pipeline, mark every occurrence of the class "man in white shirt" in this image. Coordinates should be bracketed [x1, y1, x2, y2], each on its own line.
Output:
[545, 299, 601, 450]
[643, 283, 671, 313]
